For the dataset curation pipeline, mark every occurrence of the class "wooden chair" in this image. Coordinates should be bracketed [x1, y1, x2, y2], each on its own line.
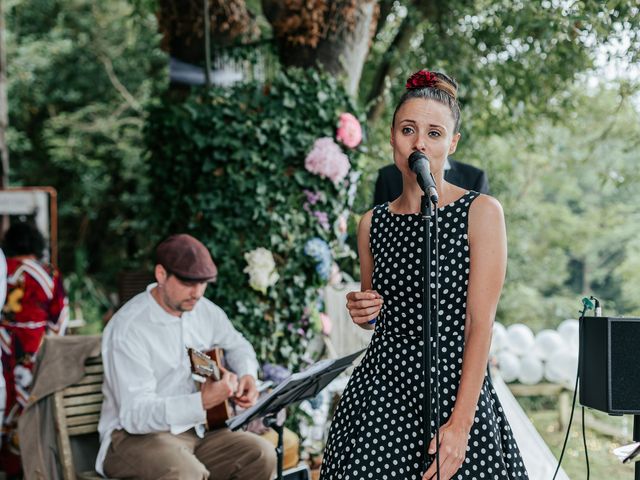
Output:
[52, 355, 108, 480]
[51, 353, 309, 480]
[117, 270, 154, 306]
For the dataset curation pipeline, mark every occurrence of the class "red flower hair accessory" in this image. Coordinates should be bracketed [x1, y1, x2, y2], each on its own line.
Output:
[405, 70, 438, 90]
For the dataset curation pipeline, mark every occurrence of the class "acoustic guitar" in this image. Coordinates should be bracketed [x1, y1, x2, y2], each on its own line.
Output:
[187, 347, 235, 430]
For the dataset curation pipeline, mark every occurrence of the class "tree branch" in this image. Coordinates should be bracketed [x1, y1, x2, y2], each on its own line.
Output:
[374, 0, 394, 37]
[97, 53, 142, 113]
[365, 13, 418, 122]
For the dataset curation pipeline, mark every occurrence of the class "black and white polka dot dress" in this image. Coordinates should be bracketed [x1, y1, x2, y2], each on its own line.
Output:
[321, 192, 528, 480]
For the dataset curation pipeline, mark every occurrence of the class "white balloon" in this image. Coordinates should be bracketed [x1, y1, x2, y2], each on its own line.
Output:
[545, 350, 579, 387]
[558, 319, 580, 349]
[496, 351, 521, 383]
[490, 322, 508, 354]
[518, 354, 544, 385]
[506, 323, 535, 356]
[534, 329, 566, 360]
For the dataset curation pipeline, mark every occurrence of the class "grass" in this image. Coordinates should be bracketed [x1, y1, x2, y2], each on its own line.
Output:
[526, 402, 636, 479]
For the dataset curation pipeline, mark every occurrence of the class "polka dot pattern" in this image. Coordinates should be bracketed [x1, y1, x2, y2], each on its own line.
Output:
[320, 192, 528, 479]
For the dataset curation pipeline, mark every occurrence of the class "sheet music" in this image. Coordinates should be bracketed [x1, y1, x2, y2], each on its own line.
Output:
[226, 349, 365, 431]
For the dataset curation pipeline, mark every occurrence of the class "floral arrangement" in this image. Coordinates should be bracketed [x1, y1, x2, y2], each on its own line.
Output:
[144, 69, 364, 369]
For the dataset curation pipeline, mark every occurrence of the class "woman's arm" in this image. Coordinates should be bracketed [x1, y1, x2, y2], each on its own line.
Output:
[451, 195, 507, 428]
[345, 210, 383, 330]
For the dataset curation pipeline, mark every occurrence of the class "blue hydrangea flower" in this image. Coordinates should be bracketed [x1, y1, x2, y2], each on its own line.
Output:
[304, 237, 332, 281]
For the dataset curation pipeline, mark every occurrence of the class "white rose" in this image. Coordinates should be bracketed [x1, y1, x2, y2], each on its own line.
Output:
[244, 248, 279, 294]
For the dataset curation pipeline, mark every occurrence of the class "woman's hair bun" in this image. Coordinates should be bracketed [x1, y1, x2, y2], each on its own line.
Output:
[405, 69, 457, 99]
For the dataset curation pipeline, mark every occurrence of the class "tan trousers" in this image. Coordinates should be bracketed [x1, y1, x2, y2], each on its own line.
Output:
[103, 428, 276, 480]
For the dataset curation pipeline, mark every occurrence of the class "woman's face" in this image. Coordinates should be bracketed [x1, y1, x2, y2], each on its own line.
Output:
[390, 98, 460, 177]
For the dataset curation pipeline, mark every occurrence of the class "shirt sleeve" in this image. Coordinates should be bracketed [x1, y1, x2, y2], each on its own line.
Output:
[105, 332, 206, 434]
[210, 305, 260, 379]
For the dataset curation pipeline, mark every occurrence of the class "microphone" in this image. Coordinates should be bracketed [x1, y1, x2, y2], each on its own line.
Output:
[408, 151, 439, 204]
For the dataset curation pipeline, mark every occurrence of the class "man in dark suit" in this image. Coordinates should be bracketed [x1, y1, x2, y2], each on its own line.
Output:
[373, 158, 489, 205]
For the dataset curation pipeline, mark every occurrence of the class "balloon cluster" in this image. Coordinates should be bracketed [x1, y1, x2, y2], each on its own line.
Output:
[491, 320, 579, 388]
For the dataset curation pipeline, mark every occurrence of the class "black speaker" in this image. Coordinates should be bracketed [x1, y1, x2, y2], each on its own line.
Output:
[579, 316, 640, 414]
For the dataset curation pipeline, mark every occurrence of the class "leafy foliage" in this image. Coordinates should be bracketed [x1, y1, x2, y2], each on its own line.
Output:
[6, 0, 640, 341]
[363, 1, 640, 129]
[142, 69, 362, 367]
[6, 0, 166, 282]
[463, 85, 640, 328]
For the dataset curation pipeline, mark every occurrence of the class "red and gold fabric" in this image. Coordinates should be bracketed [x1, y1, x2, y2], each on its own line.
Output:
[0, 258, 68, 474]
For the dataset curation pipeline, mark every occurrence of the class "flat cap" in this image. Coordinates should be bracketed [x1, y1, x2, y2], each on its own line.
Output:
[156, 234, 217, 282]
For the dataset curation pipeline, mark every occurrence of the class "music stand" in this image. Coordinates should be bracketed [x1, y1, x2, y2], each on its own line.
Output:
[227, 349, 366, 480]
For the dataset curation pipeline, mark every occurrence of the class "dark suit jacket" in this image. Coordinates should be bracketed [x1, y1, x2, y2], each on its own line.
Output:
[373, 159, 490, 205]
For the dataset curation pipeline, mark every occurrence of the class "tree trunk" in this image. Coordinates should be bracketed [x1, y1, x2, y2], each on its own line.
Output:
[0, 0, 9, 188]
[263, 0, 379, 97]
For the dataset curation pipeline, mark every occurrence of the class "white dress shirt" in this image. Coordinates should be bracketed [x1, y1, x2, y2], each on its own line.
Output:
[96, 283, 259, 475]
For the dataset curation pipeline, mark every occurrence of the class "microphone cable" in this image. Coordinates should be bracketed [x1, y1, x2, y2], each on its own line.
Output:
[582, 405, 590, 479]
[579, 296, 601, 479]
[433, 204, 442, 480]
[552, 297, 594, 480]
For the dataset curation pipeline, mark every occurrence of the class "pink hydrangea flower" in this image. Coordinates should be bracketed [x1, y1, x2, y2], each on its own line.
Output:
[336, 112, 362, 149]
[304, 137, 350, 184]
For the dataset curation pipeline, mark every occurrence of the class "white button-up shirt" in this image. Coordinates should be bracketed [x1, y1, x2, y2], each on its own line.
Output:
[96, 283, 259, 475]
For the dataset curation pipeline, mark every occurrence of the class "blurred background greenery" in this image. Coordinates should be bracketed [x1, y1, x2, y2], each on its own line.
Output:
[5, 1, 640, 332]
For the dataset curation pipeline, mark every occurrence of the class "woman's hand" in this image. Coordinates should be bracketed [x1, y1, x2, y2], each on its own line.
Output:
[422, 418, 470, 480]
[345, 289, 383, 326]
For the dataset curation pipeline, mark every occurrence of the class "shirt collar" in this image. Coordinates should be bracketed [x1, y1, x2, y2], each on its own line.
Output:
[146, 282, 185, 324]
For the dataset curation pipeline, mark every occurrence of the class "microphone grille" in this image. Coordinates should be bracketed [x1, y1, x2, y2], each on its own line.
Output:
[408, 151, 429, 170]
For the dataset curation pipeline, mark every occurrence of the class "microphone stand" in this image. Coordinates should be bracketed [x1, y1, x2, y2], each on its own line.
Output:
[420, 191, 441, 480]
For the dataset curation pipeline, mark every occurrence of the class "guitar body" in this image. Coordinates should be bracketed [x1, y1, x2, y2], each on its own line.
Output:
[188, 347, 235, 430]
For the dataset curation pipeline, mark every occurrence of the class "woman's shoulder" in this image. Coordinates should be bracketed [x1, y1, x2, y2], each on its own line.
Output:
[469, 194, 504, 229]
[358, 208, 375, 230]
[355, 209, 378, 241]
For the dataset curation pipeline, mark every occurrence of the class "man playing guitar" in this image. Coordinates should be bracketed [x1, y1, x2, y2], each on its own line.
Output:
[96, 234, 276, 479]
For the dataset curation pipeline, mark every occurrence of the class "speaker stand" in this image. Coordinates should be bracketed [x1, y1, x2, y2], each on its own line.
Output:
[634, 415, 640, 480]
